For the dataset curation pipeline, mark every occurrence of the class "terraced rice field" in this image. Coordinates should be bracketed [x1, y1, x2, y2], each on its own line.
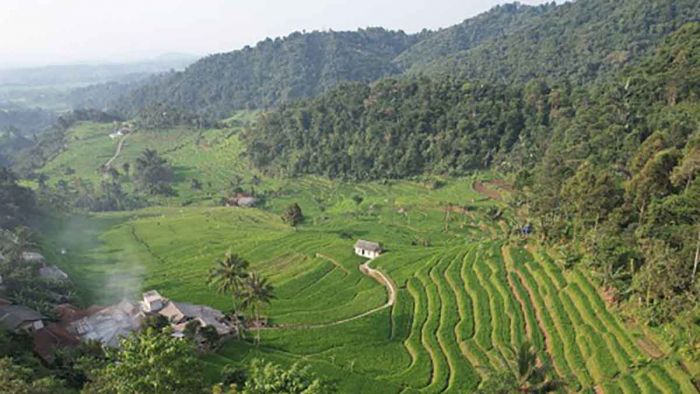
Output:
[38, 121, 698, 393]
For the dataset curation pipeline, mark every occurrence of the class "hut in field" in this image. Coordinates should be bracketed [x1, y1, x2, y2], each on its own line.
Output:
[354, 240, 383, 259]
[227, 193, 257, 208]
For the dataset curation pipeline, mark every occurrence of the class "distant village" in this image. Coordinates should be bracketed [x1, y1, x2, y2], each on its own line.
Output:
[0, 250, 236, 364]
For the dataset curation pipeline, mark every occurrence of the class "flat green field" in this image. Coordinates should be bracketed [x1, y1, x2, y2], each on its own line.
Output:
[37, 122, 698, 393]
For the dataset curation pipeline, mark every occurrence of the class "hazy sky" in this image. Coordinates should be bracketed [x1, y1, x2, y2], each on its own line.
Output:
[1, 0, 552, 68]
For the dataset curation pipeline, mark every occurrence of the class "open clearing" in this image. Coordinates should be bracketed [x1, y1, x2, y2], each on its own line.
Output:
[38, 122, 698, 393]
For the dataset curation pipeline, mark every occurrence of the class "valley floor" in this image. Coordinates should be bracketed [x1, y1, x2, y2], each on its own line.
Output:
[38, 177, 698, 393]
[33, 122, 697, 392]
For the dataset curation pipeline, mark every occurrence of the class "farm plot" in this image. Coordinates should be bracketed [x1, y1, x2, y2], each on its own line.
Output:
[37, 133, 698, 394]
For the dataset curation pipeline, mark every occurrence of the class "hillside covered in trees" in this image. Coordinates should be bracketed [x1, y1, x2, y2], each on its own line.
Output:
[114, 28, 422, 118]
[247, 22, 700, 329]
[106, 0, 700, 119]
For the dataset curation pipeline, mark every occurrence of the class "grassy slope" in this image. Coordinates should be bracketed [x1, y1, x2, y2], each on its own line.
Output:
[36, 121, 697, 393]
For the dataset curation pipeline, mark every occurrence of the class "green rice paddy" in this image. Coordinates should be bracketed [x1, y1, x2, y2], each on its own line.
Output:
[37, 122, 698, 393]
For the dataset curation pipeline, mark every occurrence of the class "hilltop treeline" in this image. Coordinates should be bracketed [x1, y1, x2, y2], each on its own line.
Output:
[405, 0, 700, 83]
[102, 0, 700, 119]
[115, 28, 421, 118]
[248, 23, 700, 325]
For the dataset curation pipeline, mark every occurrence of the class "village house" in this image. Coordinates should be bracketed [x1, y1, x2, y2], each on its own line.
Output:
[33, 323, 80, 363]
[109, 123, 132, 140]
[0, 304, 44, 333]
[37, 290, 234, 353]
[38, 265, 70, 282]
[140, 290, 235, 337]
[226, 192, 257, 208]
[354, 240, 383, 259]
[141, 289, 165, 312]
[68, 299, 144, 348]
[159, 301, 233, 336]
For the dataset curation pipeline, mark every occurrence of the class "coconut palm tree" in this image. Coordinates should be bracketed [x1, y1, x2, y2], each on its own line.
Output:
[240, 272, 275, 345]
[207, 250, 250, 315]
[479, 342, 563, 394]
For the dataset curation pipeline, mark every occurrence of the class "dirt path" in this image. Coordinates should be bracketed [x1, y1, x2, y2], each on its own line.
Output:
[274, 259, 397, 329]
[104, 134, 129, 169]
[473, 180, 503, 201]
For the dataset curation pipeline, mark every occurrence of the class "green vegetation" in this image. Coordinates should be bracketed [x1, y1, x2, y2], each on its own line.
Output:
[117, 28, 420, 118]
[84, 328, 206, 394]
[478, 341, 563, 394]
[1, 2, 699, 392]
[32, 168, 695, 392]
[245, 77, 542, 179]
[133, 149, 174, 195]
[281, 203, 303, 227]
[245, 21, 700, 335]
[0, 168, 35, 228]
[230, 359, 326, 394]
[111, 0, 700, 118]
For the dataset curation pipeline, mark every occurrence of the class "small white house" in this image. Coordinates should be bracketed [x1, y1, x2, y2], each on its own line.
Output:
[141, 290, 165, 312]
[354, 240, 383, 259]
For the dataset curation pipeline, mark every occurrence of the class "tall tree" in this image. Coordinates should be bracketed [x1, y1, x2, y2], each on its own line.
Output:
[0, 167, 34, 229]
[84, 329, 205, 394]
[281, 203, 304, 227]
[208, 250, 250, 316]
[133, 149, 174, 195]
[479, 342, 563, 394]
[239, 359, 326, 394]
[240, 272, 275, 344]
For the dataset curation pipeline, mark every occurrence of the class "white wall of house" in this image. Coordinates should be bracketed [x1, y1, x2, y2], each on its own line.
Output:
[354, 247, 380, 259]
[19, 320, 44, 332]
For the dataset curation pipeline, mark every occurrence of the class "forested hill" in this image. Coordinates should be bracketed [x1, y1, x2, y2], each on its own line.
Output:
[109, 0, 700, 119]
[392, 2, 553, 70]
[247, 22, 700, 327]
[114, 28, 421, 118]
[409, 0, 700, 83]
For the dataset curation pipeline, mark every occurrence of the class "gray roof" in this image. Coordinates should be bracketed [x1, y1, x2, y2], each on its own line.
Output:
[21, 252, 45, 263]
[70, 299, 142, 348]
[159, 301, 231, 335]
[0, 305, 43, 330]
[354, 240, 382, 252]
[39, 265, 69, 281]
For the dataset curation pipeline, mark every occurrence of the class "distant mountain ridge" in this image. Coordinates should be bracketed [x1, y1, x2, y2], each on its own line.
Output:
[108, 0, 700, 119]
[0, 55, 197, 88]
[114, 28, 422, 118]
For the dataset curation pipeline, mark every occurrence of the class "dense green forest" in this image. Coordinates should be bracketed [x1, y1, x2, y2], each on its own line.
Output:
[115, 28, 421, 118]
[1, 1, 699, 391]
[407, 0, 700, 82]
[105, 0, 700, 119]
[247, 22, 700, 329]
[245, 77, 537, 178]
